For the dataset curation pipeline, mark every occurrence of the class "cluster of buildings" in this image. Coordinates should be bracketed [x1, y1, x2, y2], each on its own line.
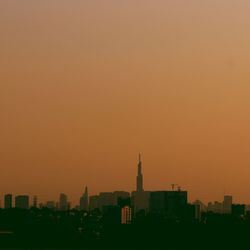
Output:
[1, 155, 192, 224]
[2, 155, 247, 223]
[4, 194, 30, 209]
[194, 195, 248, 217]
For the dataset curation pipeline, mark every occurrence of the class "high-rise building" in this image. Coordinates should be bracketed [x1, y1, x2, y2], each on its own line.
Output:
[113, 191, 130, 207]
[132, 154, 151, 213]
[207, 201, 223, 214]
[89, 195, 99, 210]
[59, 193, 68, 211]
[98, 192, 116, 210]
[88, 192, 130, 211]
[121, 206, 132, 224]
[213, 201, 223, 214]
[4, 194, 12, 209]
[15, 195, 29, 209]
[193, 200, 206, 212]
[193, 200, 206, 221]
[223, 195, 232, 214]
[131, 191, 151, 212]
[33, 196, 38, 208]
[80, 186, 89, 211]
[149, 190, 188, 219]
[136, 154, 143, 192]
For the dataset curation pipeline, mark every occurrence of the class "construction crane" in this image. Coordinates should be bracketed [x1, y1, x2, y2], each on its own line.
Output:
[171, 184, 178, 191]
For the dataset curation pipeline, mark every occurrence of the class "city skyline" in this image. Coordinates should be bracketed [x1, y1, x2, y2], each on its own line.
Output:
[2, 0, 250, 205]
[2, 1, 250, 248]
[0, 155, 245, 208]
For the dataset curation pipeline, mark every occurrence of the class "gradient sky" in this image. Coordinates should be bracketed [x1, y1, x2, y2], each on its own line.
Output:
[1, 0, 250, 205]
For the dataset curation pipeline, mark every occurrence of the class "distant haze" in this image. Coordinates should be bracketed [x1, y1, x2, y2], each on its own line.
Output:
[1, 0, 250, 205]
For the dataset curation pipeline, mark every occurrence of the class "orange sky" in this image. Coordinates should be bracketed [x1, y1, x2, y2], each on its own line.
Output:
[1, 0, 250, 205]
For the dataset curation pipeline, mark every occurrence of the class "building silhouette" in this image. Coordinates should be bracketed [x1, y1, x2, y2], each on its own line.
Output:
[136, 154, 143, 192]
[223, 195, 232, 214]
[149, 190, 188, 218]
[121, 206, 132, 224]
[59, 193, 68, 211]
[33, 195, 38, 208]
[207, 201, 223, 213]
[4, 194, 12, 209]
[15, 195, 29, 209]
[113, 191, 130, 203]
[131, 191, 151, 212]
[89, 195, 99, 210]
[79, 186, 89, 210]
[98, 192, 116, 210]
[88, 191, 130, 211]
[131, 155, 151, 213]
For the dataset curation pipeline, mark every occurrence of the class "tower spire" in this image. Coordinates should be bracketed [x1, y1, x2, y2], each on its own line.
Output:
[136, 153, 143, 192]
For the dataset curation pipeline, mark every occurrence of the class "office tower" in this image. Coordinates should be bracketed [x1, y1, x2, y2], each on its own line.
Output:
[113, 191, 130, 201]
[4, 194, 12, 209]
[98, 192, 116, 211]
[223, 195, 232, 214]
[33, 196, 38, 208]
[207, 201, 223, 213]
[15, 195, 29, 209]
[132, 155, 150, 213]
[193, 203, 201, 221]
[117, 195, 131, 208]
[193, 200, 206, 212]
[121, 206, 132, 224]
[131, 191, 151, 212]
[193, 200, 206, 221]
[149, 190, 188, 219]
[59, 193, 68, 211]
[213, 201, 223, 214]
[89, 195, 99, 210]
[79, 186, 89, 210]
[113, 191, 130, 207]
[136, 154, 143, 192]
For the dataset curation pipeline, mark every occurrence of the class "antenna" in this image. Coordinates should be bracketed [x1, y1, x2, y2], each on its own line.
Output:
[171, 184, 178, 191]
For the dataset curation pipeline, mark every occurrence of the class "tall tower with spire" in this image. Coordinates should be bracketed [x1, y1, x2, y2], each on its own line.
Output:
[136, 154, 144, 192]
[80, 186, 89, 210]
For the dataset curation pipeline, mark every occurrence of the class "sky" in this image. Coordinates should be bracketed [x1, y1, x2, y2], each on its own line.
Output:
[1, 0, 250, 205]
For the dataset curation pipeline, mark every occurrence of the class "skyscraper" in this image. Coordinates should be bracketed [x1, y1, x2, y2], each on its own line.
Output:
[15, 195, 29, 209]
[59, 193, 68, 211]
[121, 206, 132, 224]
[149, 191, 188, 218]
[89, 195, 99, 210]
[132, 154, 151, 213]
[223, 195, 233, 214]
[136, 154, 143, 192]
[33, 195, 38, 208]
[79, 186, 89, 211]
[4, 194, 12, 209]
